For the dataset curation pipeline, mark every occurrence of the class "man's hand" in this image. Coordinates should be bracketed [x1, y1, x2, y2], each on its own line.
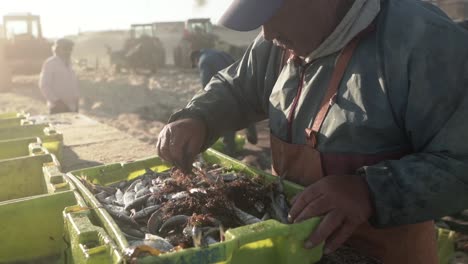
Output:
[288, 175, 373, 254]
[156, 118, 207, 172]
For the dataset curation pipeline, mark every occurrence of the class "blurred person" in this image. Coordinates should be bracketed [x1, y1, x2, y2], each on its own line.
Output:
[157, 0, 468, 262]
[39, 38, 79, 114]
[190, 48, 257, 155]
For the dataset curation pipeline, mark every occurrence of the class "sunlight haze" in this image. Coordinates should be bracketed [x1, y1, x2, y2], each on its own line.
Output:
[0, 0, 233, 38]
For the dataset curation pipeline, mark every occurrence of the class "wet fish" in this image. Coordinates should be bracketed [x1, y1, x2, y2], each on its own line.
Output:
[121, 225, 145, 239]
[166, 191, 189, 200]
[159, 215, 189, 236]
[233, 206, 261, 225]
[189, 188, 207, 194]
[115, 189, 124, 205]
[220, 173, 238, 182]
[95, 191, 111, 202]
[147, 210, 163, 235]
[132, 205, 161, 220]
[191, 226, 203, 248]
[125, 179, 142, 193]
[142, 234, 174, 252]
[261, 212, 271, 221]
[268, 179, 290, 224]
[125, 194, 151, 211]
[254, 201, 265, 213]
[104, 205, 139, 228]
[103, 195, 116, 205]
[123, 189, 136, 209]
[135, 186, 150, 198]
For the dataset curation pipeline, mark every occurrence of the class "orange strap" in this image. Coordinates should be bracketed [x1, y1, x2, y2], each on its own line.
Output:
[306, 25, 375, 147]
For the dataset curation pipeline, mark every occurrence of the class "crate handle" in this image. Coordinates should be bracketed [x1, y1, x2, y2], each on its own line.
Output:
[65, 207, 122, 263]
[227, 218, 322, 250]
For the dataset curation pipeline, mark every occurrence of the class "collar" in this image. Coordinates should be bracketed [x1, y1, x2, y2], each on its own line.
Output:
[303, 0, 381, 63]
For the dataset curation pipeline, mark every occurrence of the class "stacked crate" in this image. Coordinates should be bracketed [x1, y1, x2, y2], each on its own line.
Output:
[0, 112, 81, 264]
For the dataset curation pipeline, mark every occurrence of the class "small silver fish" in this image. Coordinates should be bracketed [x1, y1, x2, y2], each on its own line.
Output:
[233, 206, 261, 225]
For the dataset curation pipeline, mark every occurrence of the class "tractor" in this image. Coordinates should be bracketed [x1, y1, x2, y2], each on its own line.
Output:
[0, 13, 52, 90]
[173, 18, 218, 68]
[107, 23, 166, 74]
[173, 18, 248, 68]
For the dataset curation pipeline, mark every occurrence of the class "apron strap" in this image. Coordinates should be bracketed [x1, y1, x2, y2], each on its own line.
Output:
[306, 25, 375, 147]
[278, 48, 294, 75]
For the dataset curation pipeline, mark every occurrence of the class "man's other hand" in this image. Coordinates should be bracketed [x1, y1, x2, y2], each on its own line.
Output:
[288, 175, 374, 254]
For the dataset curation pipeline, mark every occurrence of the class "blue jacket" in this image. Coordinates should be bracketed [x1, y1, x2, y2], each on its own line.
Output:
[198, 49, 235, 88]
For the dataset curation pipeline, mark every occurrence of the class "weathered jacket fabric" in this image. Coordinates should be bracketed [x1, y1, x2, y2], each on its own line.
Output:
[170, 0, 468, 227]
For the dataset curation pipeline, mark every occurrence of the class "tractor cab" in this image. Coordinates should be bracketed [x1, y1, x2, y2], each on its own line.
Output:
[130, 23, 157, 39]
[1, 13, 52, 74]
[183, 18, 214, 38]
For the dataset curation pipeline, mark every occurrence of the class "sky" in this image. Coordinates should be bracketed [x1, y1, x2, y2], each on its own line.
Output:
[0, 0, 233, 38]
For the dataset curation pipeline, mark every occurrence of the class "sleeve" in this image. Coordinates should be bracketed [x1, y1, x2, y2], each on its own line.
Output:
[360, 24, 468, 227]
[38, 60, 58, 102]
[199, 59, 217, 88]
[169, 35, 282, 148]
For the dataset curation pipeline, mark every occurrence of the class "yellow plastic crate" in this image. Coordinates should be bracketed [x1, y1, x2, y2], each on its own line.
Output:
[0, 111, 28, 119]
[65, 149, 322, 264]
[0, 111, 29, 128]
[0, 154, 72, 202]
[0, 137, 51, 160]
[437, 227, 456, 264]
[0, 191, 83, 263]
[0, 124, 64, 161]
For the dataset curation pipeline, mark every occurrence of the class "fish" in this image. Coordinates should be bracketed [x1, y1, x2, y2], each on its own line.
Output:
[233, 206, 261, 225]
[132, 205, 161, 220]
[124, 194, 151, 212]
[268, 179, 290, 224]
[158, 215, 190, 236]
[115, 189, 124, 205]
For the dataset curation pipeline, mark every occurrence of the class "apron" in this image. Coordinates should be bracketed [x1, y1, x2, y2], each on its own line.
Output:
[270, 27, 438, 263]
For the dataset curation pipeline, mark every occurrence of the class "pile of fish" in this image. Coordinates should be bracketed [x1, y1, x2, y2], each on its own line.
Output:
[80, 161, 290, 258]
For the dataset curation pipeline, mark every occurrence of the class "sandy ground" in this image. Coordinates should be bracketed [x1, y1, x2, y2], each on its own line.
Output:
[0, 67, 272, 171]
[0, 25, 270, 173]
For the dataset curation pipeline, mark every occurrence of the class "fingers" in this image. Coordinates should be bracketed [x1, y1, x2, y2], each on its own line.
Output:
[156, 127, 173, 163]
[156, 118, 207, 172]
[156, 121, 203, 171]
[293, 194, 332, 223]
[288, 185, 321, 222]
[182, 133, 204, 169]
[304, 210, 344, 250]
[180, 142, 195, 173]
[323, 219, 357, 254]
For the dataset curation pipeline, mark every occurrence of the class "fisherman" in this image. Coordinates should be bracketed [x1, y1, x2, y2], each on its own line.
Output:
[190, 48, 258, 155]
[39, 38, 79, 114]
[157, 0, 468, 262]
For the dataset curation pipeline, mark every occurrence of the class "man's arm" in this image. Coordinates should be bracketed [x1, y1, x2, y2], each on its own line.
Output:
[361, 24, 468, 227]
[170, 35, 282, 148]
[198, 58, 217, 88]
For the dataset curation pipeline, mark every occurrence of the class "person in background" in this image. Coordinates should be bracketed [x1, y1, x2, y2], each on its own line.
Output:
[39, 38, 79, 114]
[191, 48, 257, 155]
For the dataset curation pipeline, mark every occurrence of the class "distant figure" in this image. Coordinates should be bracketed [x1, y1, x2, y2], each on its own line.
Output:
[191, 48, 257, 155]
[39, 38, 79, 114]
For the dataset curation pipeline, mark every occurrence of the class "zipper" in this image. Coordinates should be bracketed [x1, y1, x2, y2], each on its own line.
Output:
[286, 65, 307, 142]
